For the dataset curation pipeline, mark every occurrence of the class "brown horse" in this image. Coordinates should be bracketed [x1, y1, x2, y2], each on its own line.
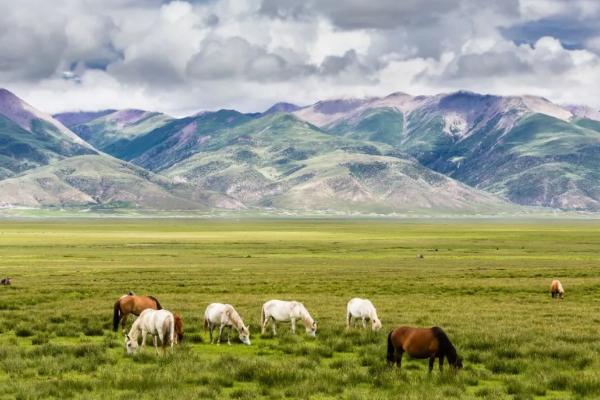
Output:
[387, 326, 463, 372]
[0, 277, 11, 285]
[174, 314, 184, 343]
[113, 294, 162, 332]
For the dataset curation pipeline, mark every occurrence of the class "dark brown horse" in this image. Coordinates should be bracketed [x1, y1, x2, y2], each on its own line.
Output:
[0, 277, 11, 285]
[113, 294, 162, 332]
[387, 326, 463, 372]
[174, 314, 184, 343]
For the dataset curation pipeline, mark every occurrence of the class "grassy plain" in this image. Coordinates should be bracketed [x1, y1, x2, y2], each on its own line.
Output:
[0, 218, 599, 399]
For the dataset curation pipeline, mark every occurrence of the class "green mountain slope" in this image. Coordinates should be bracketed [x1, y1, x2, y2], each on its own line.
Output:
[163, 113, 513, 212]
[0, 155, 242, 210]
[316, 92, 600, 211]
[66, 109, 174, 153]
[0, 90, 96, 180]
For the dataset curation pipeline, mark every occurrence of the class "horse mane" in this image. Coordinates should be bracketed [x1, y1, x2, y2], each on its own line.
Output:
[147, 295, 162, 310]
[297, 303, 314, 327]
[225, 305, 244, 330]
[432, 327, 457, 363]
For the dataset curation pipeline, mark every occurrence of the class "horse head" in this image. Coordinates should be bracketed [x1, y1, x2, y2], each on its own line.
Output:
[372, 318, 382, 331]
[125, 334, 138, 354]
[239, 325, 251, 345]
[306, 320, 317, 337]
[453, 356, 463, 370]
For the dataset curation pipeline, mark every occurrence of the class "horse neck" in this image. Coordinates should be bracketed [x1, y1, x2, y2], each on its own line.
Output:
[128, 317, 142, 340]
[444, 341, 458, 363]
[228, 308, 244, 330]
[368, 308, 378, 321]
[299, 307, 314, 327]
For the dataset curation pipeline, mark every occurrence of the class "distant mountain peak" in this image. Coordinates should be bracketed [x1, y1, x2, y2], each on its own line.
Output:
[263, 102, 302, 114]
[0, 88, 93, 149]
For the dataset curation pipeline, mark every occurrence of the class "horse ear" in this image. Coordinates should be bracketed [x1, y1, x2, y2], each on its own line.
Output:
[247, 324, 251, 331]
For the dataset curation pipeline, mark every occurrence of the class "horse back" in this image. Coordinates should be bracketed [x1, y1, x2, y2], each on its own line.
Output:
[391, 327, 439, 359]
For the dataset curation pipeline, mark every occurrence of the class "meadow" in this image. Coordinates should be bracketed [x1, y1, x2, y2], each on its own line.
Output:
[0, 218, 599, 399]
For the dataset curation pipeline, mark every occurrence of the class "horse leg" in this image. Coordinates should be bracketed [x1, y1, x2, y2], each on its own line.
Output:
[153, 335, 159, 355]
[428, 356, 435, 373]
[396, 350, 403, 369]
[291, 318, 296, 334]
[362, 317, 367, 329]
[217, 325, 224, 345]
[209, 323, 214, 344]
[439, 355, 444, 371]
[271, 319, 277, 336]
[140, 330, 147, 351]
[227, 326, 231, 345]
[346, 313, 352, 330]
[261, 315, 269, 335]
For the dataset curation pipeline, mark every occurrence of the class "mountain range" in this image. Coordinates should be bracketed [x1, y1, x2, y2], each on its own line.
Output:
[1, 87, 598, 214]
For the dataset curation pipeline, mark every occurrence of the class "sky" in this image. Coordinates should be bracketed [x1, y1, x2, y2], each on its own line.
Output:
[1, 0, 600, 115]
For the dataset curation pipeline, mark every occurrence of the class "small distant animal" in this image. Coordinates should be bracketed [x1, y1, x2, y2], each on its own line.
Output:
[417, 254, 424, 259]
[204, 303, 251, 345]
[125, 308, 182, 355]
[0, 277, 11, 285]
[113, 294, 162, 332]
[346, 298, 382, 331]
[551, 279, 565, 299]
[387, 326, 463, 372]
[261, 300, 317, 337]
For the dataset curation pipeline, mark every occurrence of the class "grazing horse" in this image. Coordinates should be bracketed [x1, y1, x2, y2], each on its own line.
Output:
[346, 298, 382, 331]
[387, 326, 463, 372]
[204, 303, 251, 345]
[551, 279, 565, 299]
[0, 277, 11, 285]
[261, 300, 317, 337]
[113, 294, 162, 332]
[174, 314, 184, 343]
[125, 309, 179, 355]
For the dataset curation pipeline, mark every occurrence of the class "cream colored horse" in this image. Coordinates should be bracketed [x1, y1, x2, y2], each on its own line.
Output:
[125, 309, 176, 354]
[261, 300, 317, 337]
[551, 279, 565, 299]
[346, 298, 382, 331]
[204, 303, 251, 345]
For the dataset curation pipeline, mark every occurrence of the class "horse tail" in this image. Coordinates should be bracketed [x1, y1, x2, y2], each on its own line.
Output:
[386, 330, 395, 364]
[432, 327, 456, 359]
[261, 303, 266, 327]
[148, 296, 162, 310]
[113, 300, 121, 332]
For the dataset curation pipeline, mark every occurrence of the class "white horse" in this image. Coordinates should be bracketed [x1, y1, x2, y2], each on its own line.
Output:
[346, 298, 382, 331]
[125, 308, 176, 354]
[204, 303, 251, 345]
[261, 300, 317, 337]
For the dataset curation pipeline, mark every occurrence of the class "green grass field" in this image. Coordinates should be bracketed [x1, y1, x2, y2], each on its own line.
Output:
[0, 219, 599, 399]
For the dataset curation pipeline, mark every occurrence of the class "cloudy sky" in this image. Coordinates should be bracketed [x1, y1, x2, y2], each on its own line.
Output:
[2, 0, 600, 115]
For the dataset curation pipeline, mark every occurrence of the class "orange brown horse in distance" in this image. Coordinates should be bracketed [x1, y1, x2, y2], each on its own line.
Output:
[551, 279, 565, 299]
[174, 313, 184, 343]
[387, 326, 463, 372]
[113, 293, 163, 332]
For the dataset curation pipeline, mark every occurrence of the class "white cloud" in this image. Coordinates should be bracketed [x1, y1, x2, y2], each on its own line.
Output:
[1, 0, 600, 115]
